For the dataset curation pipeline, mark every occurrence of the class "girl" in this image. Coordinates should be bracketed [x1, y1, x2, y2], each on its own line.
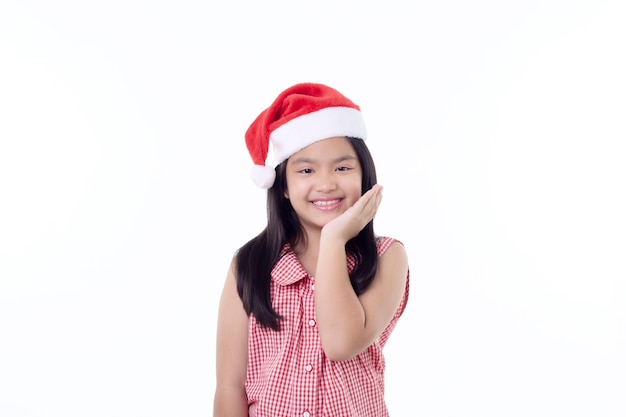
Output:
[213, 83, 410, 417]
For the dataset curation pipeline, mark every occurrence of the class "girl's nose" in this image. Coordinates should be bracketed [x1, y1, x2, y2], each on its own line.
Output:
[315, 172, 338, 192]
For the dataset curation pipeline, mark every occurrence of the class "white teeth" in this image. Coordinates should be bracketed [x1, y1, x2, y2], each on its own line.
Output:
[313, 199, 340, 206]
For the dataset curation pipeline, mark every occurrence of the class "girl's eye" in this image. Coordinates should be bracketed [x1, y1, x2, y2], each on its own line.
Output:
[299, 168, 313, 174]
[336, 166, 351, 172]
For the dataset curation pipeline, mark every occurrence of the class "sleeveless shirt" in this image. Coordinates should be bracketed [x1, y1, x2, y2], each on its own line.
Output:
[246, 236, 410, 417]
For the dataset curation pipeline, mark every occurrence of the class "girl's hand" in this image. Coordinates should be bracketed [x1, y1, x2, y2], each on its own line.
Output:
[321, 184, 383, 243]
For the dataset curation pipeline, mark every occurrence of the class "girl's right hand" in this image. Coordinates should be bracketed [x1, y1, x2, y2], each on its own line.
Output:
[321, 184, 383, 243]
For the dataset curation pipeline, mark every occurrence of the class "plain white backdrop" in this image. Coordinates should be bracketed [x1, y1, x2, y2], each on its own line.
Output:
[1, 1, 625, 416]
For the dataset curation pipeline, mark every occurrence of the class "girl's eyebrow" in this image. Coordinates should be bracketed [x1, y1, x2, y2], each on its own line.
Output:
[291, 155, 357, 165]
[333, 155, 358, 163]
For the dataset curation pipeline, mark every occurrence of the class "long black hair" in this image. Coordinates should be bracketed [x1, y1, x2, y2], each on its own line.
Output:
[235, 137, 379, 330]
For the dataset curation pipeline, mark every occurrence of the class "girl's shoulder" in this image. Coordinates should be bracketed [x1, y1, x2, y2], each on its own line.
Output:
[375, 236, 404, 256]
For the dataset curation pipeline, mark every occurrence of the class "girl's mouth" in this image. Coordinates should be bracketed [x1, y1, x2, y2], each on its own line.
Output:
[311, 199, 342, 210]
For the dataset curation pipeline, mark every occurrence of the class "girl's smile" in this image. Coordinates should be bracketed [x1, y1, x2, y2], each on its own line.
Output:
[311, 198, 342, 210]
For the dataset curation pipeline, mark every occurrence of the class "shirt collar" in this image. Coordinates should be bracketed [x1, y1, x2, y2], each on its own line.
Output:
[271, 244, 309, 286]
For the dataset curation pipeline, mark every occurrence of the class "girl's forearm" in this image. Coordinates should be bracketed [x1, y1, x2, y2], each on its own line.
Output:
[314, 236, 367, 361]
[213, 386, 248, 417]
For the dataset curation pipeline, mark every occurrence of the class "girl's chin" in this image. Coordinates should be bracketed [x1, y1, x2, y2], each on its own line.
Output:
[300, 216, 341, 231]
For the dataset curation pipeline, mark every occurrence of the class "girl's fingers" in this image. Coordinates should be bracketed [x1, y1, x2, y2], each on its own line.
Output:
[357, 185, 383, 224]
[322, 185, 383, 241]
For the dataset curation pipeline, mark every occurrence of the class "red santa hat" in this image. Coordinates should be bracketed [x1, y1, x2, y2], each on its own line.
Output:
[245, 82, 368, 189]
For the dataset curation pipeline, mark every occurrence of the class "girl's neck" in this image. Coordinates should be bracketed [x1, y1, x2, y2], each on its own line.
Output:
[294, 228, 321, 276]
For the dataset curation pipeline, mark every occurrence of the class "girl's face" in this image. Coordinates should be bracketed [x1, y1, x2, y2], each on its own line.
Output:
[284, 136, 363, 234]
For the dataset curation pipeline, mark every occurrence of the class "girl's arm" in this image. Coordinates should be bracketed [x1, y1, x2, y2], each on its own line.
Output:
[314, 185, 408, 361]
[213, 259, 249, 417]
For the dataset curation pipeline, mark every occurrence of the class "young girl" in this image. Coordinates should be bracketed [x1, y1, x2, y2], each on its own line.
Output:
[213, 83, 410, 417]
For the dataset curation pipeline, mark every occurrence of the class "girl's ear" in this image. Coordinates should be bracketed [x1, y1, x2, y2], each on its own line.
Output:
[284, 190, 290, 199]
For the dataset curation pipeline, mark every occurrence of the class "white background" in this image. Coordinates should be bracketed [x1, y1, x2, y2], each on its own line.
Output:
[1, 1, 625, 416]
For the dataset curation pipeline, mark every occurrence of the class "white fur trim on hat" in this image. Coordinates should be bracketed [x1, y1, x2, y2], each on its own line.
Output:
[271, 107, 367, 164]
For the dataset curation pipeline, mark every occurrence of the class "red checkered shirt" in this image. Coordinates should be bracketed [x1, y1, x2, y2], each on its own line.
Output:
[246, 237, 410, 417]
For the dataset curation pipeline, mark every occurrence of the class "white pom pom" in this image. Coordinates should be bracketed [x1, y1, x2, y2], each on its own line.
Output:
[249, 164, 276, 189]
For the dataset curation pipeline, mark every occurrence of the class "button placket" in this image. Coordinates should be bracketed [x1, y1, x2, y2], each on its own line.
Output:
[300, 275, 318, 416]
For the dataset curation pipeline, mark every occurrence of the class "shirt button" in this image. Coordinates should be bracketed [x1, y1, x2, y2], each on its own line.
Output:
[303, 412, 311, 417]
[308, 319, 316, 327]
[305, 364, 313, 372]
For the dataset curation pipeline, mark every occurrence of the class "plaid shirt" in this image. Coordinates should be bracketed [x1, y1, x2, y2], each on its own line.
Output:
[246, 237, 410, 417]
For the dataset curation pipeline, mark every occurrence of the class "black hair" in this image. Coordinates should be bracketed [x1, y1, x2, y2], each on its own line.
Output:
[235, 137, 379, 330]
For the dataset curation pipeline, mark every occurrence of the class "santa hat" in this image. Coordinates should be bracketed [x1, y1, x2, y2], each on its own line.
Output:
[245, 82, 368, 189]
